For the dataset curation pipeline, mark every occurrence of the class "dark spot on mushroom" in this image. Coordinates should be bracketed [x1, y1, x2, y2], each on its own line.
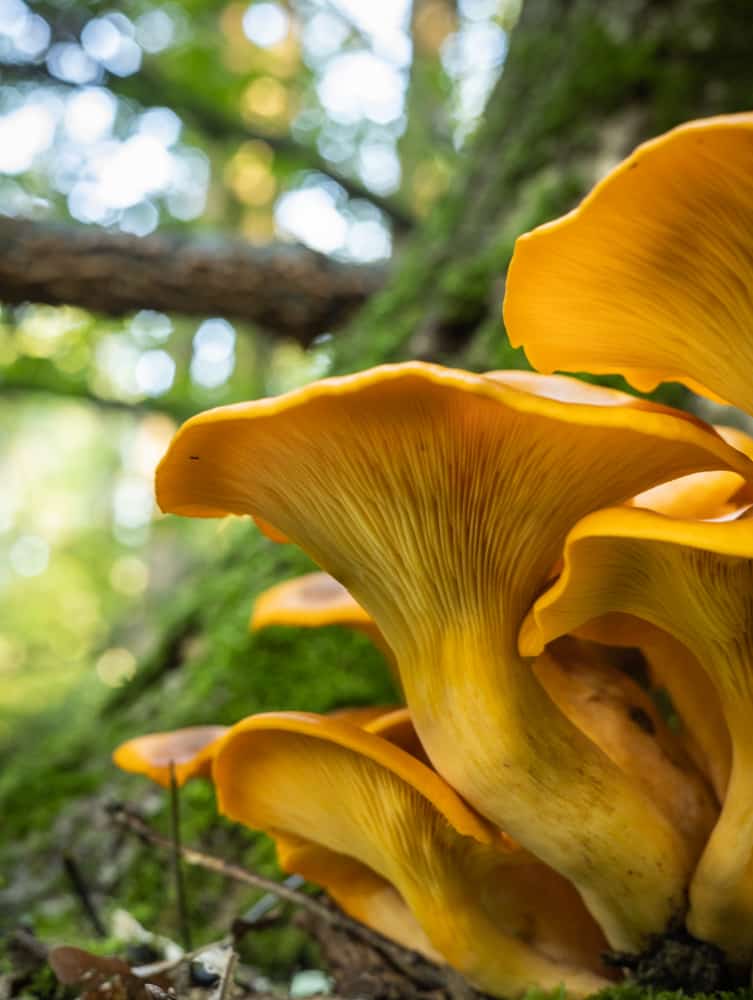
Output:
[189, 455, 200, 460]
[628, 705, 655, 734]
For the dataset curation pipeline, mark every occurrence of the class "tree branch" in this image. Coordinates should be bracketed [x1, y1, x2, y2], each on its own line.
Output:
[0, 217, 386, 341]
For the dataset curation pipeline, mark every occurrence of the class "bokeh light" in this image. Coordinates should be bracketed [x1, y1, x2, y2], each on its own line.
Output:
[0, 0, 510, 731]
[242, 2, 290, 47]
[9, 534, 50, 577]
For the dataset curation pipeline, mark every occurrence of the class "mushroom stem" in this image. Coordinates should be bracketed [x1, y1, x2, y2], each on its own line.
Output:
[688, 707, 753, 961]
[213, 713, 611, 999]
[533, 636, 717, 855]
[403, 623, 692, 951]
[574, 615, 731, 801]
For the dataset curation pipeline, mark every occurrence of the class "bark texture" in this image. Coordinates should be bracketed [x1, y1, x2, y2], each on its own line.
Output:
[0, 217, 384, 342]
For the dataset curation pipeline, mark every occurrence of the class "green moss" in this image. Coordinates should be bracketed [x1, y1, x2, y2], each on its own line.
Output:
[592, 989, 753, 1000]
[0, 518, 396, 966]
[17, 965, 76, 1000]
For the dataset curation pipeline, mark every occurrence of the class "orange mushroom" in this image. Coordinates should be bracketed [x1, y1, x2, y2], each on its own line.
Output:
[503, 113, 753, 414]
[111, 707, 399, 787]
[156, 362, 752, 949]
[251, 571, 392, 664]
[573, 614, 731, 801]
[113, 725, 228, 787]
[253, 571, 716, 842]
[631, 426, 753, 521]
[533, 635, 717, 856]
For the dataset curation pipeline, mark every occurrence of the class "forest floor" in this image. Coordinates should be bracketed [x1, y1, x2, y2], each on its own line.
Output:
[3, 523, 753, 1000]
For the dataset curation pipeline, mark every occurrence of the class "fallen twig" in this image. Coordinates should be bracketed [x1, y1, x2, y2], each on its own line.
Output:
[210, 946, 237, 1000]
[107, 803, 454, 992]
[62, 851, 107, 938]
[240, 872, 305, 924]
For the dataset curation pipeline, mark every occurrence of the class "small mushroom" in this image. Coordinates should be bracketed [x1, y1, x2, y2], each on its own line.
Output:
[503, 112, 753, 414]
[630, 426, 753, 521]
[111, 708, 397, 787]
[251, 571, 392, 664]
[113, 726, 228, 787]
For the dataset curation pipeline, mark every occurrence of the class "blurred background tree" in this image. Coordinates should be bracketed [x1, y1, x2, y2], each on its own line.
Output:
[2, 0, 753, 973]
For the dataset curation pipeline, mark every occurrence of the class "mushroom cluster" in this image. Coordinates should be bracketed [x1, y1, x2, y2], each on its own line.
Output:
[115, 112, 753, 997]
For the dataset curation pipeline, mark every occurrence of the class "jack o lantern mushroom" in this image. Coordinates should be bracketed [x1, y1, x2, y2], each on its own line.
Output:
[156, 362, 751, 949]
[504, 113, 753, 413]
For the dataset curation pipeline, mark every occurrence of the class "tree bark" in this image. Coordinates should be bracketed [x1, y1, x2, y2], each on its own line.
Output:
[0, 218, 385, 343]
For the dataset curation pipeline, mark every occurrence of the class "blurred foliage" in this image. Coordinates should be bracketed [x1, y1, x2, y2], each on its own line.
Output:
[0, 0, 512, 735]
[0, 0, 511, 966]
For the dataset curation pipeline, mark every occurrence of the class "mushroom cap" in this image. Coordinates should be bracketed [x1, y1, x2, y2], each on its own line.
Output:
[328, 704, 401, 727]
[113, 725, 228, 787]
[503, 113, 753, 414]
[250, 571, 393, 666]
[111, 706, 398, 788]
[521, 505, 753, 663]
[631, 426, 753, 520]
[273, 832, 442, 961]
[364, 707, 431, 766]
[251, 572, 372, 632]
